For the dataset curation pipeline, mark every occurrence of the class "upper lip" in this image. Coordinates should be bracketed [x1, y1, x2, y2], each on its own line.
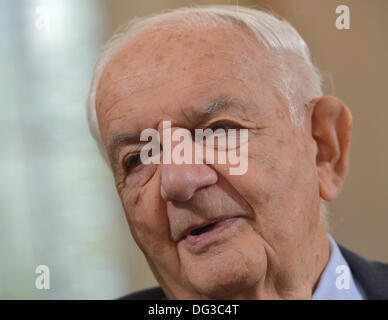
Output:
[177, 216, 237, 242]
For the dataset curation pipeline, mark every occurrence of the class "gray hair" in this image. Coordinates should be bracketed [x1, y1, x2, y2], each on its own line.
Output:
[87, 5, 323, 160]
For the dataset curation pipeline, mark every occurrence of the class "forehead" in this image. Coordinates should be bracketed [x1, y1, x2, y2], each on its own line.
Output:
[99, 21, 264, 85]
[96, 21, 268, 143]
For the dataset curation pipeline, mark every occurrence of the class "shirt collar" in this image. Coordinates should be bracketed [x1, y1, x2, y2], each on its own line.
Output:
[311, 234, 365, 300]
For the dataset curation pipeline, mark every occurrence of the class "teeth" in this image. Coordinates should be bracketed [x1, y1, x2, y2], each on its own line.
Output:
[190, 222, 217, 236]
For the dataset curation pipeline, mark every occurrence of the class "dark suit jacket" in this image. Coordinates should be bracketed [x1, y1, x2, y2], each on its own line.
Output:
[119, 244, 388, 300]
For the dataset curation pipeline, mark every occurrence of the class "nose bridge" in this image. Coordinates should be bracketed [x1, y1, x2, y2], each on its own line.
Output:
[159, 125, 218, 202]
[159, 123, 194, 165]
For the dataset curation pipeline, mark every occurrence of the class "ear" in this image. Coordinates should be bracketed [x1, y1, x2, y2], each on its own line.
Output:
[310, 96, 353, 201]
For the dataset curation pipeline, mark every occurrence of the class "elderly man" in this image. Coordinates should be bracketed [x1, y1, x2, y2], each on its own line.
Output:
[87, 6, 388, 299]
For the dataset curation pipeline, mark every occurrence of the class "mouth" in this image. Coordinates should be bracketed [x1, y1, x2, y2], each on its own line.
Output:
[179, 217, 238, 246]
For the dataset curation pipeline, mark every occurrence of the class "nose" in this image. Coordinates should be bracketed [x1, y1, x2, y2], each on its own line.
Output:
[161, 163, 218, 202]
[158, 124, 218, 202]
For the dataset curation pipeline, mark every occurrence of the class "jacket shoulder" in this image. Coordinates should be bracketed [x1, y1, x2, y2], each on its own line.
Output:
[118, 286, 166, 300]
[339, 244, 388, 300]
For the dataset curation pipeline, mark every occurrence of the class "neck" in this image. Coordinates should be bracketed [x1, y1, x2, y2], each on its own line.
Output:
[310, 216, 331, 295]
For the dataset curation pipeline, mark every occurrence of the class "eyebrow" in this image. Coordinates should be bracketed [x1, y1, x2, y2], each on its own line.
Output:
[109, 132, 139, 165]
[108, 95, 247, 164]
[202, 96, 231, 115]
[185, 94, 247, 123]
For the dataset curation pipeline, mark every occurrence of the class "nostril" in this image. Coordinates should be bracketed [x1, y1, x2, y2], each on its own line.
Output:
[160, 166, 198, 202]
[161, 184, 193, 202]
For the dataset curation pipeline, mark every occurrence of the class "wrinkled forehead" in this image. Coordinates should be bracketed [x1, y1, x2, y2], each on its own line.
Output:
[96, 21, 267, 112]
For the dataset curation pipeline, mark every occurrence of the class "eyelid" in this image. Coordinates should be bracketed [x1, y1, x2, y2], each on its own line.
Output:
[122, 152, 142, 173]
[203, 119, 242, 130]
[118, 143, 144, 164]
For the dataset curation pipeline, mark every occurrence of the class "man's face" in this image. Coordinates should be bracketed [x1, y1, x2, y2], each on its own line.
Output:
[96, 23, 327, 299]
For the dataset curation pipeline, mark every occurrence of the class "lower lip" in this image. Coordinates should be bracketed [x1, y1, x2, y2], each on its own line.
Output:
[183, 217, 238, 247]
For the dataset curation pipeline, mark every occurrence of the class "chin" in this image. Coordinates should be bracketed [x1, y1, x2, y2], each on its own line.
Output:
[179, 236, 267, 299]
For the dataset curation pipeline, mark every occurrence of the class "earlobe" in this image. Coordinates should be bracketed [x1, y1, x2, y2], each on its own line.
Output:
[311, 96, 353, 201]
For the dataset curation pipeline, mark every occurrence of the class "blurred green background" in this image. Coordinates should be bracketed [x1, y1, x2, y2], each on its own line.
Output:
[0, 0, 387, 299]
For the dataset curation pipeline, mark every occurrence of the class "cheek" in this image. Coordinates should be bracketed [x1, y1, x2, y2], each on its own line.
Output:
[225, 138, 284, 207]
[224, 134, 318, 233]
[119, 169, 171, 254]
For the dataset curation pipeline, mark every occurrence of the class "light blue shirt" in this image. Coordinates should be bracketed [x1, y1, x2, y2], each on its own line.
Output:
[312, 234, 365, 300]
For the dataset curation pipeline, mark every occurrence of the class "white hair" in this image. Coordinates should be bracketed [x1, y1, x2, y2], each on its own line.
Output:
[87, 5, 323, 160]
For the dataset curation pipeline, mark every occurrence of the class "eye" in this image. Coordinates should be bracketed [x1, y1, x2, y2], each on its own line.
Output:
[124, 154, 142, 172]
[208, 122, 236, 132]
